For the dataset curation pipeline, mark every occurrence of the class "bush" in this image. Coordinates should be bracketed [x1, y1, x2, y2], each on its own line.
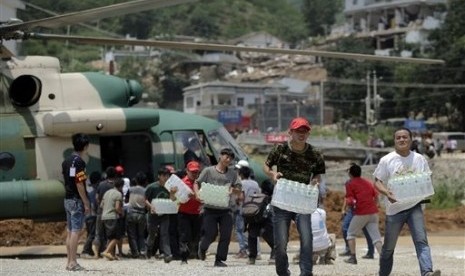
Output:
[430, 181, 465, 209]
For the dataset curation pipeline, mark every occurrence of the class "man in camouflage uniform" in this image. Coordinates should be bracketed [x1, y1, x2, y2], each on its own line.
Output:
[263, 117, 325, 276]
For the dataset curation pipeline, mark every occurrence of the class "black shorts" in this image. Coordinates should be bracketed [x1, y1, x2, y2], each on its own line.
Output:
[103, 219, 121, 240]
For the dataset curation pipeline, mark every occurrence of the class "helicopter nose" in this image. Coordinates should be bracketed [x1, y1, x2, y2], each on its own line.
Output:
[127, 79, 142, 106]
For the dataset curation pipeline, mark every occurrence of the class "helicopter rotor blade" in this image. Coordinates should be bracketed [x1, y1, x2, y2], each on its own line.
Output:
[0, 0, 197, 40]
[30, 33, 445, 65]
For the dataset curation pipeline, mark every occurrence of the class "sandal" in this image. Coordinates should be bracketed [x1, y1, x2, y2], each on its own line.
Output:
[67, 263, 85, 271]
[102, 252, 115, 261]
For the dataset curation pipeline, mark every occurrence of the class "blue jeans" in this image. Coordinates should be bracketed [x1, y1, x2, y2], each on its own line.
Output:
[379, 204, 434, 276]
[342, 208, 374, 255]
[64, 198, 85, 232]
[235, 211, 248, 252]
[273, 206, 313, 276]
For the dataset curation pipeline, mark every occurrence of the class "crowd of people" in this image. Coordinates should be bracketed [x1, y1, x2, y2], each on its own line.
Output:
[61, 119, 441, 276]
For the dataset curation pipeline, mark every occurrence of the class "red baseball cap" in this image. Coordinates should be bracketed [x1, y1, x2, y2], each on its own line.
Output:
[115, 165, 124, 174]
[289, 117, 311, 131]
[186, 161, 200, 172]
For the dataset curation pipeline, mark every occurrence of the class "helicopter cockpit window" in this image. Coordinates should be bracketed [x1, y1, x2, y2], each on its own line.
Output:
[174, 131, 211, 168]
[207, 127, 247, 162]
[0, 152, 16, 171]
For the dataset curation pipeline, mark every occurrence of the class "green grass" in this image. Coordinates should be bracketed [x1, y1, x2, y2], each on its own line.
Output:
[430, 181, 465, 209]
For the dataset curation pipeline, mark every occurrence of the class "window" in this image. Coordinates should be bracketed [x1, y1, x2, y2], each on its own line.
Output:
[237, 97, 244, 107]
[185, 97, 194, 108]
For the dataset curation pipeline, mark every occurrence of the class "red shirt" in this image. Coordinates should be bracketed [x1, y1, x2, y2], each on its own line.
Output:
[178, 176, 201, 215]
[345, 177, 378, 215]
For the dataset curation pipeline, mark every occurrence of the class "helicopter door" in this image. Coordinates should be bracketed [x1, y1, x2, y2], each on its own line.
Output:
[100, 133, 152, 179]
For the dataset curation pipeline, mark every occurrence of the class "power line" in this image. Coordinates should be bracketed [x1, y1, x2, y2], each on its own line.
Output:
[326, 77, 465, 89]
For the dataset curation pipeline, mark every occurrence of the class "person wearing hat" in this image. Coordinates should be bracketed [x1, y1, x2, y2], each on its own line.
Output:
[178, 161, 202, 264]
[263, 117, 326, 276]
[114, 165, 129, 258]
[194, 148, 242, 267]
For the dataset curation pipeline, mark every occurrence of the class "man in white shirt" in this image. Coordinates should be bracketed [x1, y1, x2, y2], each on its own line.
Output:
[374, 127, 440, 276]
[293, 208, 336, 265]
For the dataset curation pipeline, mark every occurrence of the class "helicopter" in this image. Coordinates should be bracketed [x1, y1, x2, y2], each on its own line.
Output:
[0, 0, 444, 221]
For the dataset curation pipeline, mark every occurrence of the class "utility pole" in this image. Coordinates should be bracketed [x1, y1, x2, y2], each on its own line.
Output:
[373, 70, 378, 123]
[320, 81, 324, 126]
[277, 88, 282, 131]
[366, 70, 382, 126]
[365, 71, 372, 125]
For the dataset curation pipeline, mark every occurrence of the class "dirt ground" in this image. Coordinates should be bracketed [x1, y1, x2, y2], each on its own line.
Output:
[1, 191, 463, 247]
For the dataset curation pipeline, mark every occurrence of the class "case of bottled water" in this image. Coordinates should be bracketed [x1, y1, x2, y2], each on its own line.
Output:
[151, 199, 179, 214]
[387, 172, 434, 202]
[199, 182, 230, 208]
[165, 174, 194, 203]
[271, 178, 319, 214]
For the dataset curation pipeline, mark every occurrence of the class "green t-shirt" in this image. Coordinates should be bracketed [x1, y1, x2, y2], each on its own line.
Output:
[101, 188, 122, 220]
[145, 181, 169, 202]
[265, 142, 326, 184]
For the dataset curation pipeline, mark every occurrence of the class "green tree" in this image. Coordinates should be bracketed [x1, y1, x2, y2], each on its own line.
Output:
[428, 0, 465, 131]
[324, 37, 395, 123]
[301, 0, 342, 37]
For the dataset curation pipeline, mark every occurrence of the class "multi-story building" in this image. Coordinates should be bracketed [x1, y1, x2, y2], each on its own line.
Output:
[0, 0, 25, 56]
[182, 80, 322, 132]
[343, 0, 447, 56]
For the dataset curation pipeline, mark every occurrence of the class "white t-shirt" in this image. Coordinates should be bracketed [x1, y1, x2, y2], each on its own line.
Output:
[311, 208, 331, 252]
[122, 177, 131, 207]
[373, 150, 430, 215]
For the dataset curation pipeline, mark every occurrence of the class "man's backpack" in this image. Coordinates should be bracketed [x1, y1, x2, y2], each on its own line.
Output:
[242, 193, 271, 224]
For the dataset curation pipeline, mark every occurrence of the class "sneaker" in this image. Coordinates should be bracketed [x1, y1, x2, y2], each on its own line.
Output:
[214, 260, 227, 267]
[198, 248, 206, 261]
[344, 255, 357, 265]
[80, 253, 93, 259]
[339, 251, 351, 257]
[425, 270, 441, 276]
[235, 251, 248, 259]
[362, 254, 374, 259]
[155, 253, 165, 260]
[181, 260, 188, 265]
[255, 254, 262, 260]
[66, 263, 85, 271]
[117, 253, 129, 259]
[164, 255, 173, 263]
[268, 258, 276, 265]
[247, 258, 256, 265]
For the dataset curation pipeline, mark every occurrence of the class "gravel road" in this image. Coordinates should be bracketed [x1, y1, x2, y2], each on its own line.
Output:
[1, 234, 463, 275]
